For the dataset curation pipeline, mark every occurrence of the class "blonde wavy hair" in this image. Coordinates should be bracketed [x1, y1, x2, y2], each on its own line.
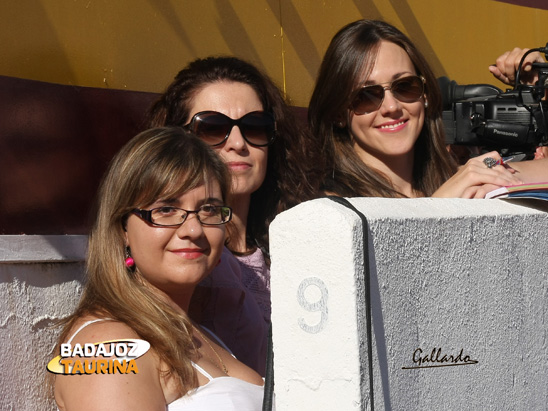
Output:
[55, 127, 230, 396]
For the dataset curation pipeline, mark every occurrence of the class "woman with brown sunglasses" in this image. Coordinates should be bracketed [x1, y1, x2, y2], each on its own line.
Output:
[308, 19, 531, 199]
[147, 57, 320, 376]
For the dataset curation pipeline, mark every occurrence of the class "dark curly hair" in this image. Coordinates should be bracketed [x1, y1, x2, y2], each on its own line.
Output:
[147, 56, 321, 253]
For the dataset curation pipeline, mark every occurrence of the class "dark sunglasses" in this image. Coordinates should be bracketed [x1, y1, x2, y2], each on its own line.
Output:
[350, 75, 425, 115]
[184, 111, 276, 147]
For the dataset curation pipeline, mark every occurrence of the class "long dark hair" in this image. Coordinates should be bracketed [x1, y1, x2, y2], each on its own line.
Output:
[148, 56, 320, 252]
[309, 19, 456, 197]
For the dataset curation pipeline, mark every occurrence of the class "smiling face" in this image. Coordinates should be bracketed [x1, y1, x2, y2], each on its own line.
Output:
[348, 41, 425, 171]
[124, 181, 226, 304]
[187, 81, 268, 200]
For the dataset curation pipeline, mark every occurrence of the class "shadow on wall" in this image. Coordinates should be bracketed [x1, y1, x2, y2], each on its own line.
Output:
[0, 76, 159, 235]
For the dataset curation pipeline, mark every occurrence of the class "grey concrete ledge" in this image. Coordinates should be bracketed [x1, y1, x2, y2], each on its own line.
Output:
[0, 235, 87, 263]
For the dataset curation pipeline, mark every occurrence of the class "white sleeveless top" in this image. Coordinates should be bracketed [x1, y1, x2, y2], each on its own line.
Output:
[63, 319, 265, 411]
[169, 363, 264, 410]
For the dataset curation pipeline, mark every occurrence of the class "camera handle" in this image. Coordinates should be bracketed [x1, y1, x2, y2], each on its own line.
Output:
[515, 44, 548, 89]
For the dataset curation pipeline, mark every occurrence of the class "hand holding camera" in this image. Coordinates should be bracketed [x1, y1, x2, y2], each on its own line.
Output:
[489, 47, 546, 86]
[441, 43, 548, 160]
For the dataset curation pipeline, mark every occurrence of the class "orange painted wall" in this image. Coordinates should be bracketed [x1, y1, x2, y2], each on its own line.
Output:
[1, 0, 546, 107]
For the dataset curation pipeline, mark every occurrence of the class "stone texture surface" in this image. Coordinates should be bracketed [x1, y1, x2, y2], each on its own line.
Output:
[0, 235, 85, 411]
[270, 198, 548, 411]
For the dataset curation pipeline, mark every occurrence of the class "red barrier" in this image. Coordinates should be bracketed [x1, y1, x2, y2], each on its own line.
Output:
[0, 76, 159, 234]
[0, 76, 309, 235]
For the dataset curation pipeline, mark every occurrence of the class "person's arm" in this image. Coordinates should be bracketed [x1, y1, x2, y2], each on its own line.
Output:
[508, 158, 548, 183]
[489, 47, 545, 86]
[432, 151, 522, 199]
[55, 320, 166, 411]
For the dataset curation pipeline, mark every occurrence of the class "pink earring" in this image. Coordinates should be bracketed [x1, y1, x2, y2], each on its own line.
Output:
[125, 247, 135, 268]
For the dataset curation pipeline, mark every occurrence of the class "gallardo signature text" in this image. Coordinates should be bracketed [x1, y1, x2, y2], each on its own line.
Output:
[402, 348, 478, 370]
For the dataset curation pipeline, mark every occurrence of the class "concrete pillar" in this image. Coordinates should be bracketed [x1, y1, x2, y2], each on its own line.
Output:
[0, 235, 86, 411]
[270, 198, 548, 410]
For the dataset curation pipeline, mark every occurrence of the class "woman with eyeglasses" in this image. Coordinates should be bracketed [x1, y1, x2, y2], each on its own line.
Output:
[147, 57, 320, 376]
[309, 19, 525, 198]
[51, 127, 265, 410]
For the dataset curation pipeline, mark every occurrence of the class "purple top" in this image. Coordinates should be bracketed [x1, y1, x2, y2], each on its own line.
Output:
[191, 246, 271, 376]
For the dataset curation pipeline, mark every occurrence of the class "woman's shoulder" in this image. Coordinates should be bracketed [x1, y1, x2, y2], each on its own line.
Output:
[63, 315, 140, 345]
[234, 246, 267, 267]
[54, 316, 166, 411]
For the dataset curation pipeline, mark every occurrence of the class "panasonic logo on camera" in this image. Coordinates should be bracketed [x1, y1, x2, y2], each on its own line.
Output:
[493, 128, 519, 138]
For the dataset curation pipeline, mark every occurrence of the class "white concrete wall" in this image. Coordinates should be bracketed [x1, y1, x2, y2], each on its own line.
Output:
[4, 198, 548, 410]
[0, 235, 86, 411]
[270, 198, 548, 411]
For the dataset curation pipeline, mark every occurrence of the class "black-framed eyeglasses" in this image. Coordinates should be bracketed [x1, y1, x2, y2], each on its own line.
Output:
[350, 75, 425, 115]
[132, 204, 232, 227]
[184, 110, 276, 147]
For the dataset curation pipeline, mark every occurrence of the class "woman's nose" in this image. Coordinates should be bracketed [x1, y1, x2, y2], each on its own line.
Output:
[222, 125, 248, 152]
[176, 213, 204, 239]
[379, 89, 403, 113]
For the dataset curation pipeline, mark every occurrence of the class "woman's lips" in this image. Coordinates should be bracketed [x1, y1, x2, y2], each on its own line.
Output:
[226, 161, 251, 171]
[170, 248, 206, 259]
[376, 119, 407, 132]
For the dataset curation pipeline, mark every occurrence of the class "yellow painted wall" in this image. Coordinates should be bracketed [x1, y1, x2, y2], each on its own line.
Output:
[1, 0, 546, 107]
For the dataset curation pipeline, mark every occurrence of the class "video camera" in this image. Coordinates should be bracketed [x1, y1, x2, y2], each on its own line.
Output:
[440, 44, 548, 160]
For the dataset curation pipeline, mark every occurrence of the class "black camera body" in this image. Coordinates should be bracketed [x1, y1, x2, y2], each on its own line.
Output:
[441, 58, 548, 159]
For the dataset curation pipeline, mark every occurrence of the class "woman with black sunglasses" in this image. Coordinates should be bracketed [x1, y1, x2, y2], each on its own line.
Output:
[147, 57, 320, 376]
[309, 19, 524, 198]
